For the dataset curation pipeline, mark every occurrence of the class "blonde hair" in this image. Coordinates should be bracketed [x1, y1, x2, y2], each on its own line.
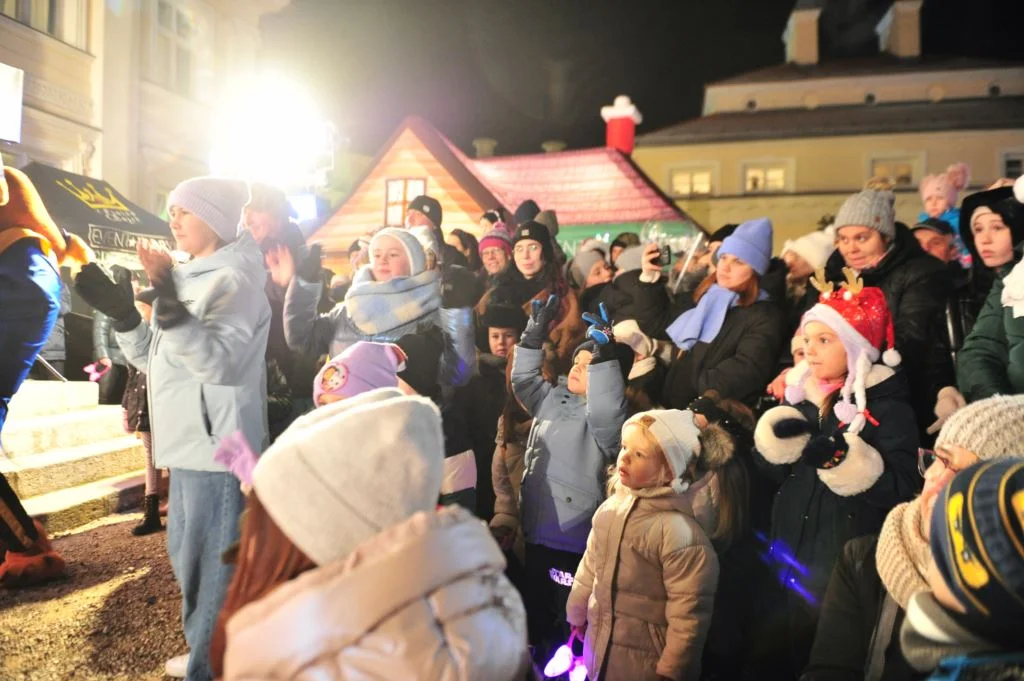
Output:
[609, 417, 676, 495]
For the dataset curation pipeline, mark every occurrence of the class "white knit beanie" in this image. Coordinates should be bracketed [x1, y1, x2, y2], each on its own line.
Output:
[782, 226, 836, 272]
[253, 388, 445, 566]
[370, 227, 428, 276]
[626, 409, 701, 492]
[167, 176, 250, 244]
[936, 394, 1024, 460]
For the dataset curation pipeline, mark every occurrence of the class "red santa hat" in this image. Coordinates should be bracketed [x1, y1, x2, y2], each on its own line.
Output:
[785, 269, 900, 435]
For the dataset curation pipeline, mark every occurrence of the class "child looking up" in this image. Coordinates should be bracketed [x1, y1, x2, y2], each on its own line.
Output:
[511, 296, 631, 662]
[567, 409, 734, 681]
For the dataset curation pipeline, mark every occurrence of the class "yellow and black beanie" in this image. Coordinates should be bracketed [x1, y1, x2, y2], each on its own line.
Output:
[930, 458, 1024, 648]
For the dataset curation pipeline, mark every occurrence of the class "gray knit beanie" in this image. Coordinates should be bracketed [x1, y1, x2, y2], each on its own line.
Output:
[167, 176, 250, 244]
[936, 394, 1024, 460]
[570, 249, 606, 288]
[834, 189, 896, 240]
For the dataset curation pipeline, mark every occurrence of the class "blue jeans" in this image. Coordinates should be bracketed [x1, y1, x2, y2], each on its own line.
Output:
[0, 239, 61, 434]
[167, 469, 245, 681]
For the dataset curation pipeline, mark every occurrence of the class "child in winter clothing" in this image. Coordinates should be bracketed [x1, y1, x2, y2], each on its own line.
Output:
[123, 291, 161, 536]
[212, 388, 530, 681]
[312, 341, 407, 407]
[278, 226, 475, 389]
[566, 409, 730, 681]
[754, 270, 920, 674]
[511, 295, 631, 661]
[919, 163, 971, 268]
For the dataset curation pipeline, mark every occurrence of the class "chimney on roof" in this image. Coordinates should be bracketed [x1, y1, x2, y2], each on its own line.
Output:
[541, 140, 567, 154]
[782, 3, 822, 65]
[472, 138, 498, 158]
[876, 0, 922, 59]
[601, 95, 642, 155]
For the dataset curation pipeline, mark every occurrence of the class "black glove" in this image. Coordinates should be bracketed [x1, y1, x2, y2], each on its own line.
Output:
[441, 264, 480, 309]
[519, 294, 560, 350]
[75, 263, 141, 330]
[772, 418, 812, 439]
[296, 243, 323, 284]
[803, 431, 850, 469]
[150, 266, 191, 330]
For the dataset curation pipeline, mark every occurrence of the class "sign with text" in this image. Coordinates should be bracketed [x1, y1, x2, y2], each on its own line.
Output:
[87, 225, 173, 254]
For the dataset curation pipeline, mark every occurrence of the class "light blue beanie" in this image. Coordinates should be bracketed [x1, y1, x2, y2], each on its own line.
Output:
[167, 176, 250, 244]
[718, 217, 773, 275]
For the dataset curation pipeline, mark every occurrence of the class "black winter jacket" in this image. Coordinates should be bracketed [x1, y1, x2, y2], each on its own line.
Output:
[121, 365, 149, 433]
[798, 225, 953, 437]
[662, 300, 786, 409]
[801, 535, 923, 681]
[754, 366, 920, 605]
[452, 353, 509, 521]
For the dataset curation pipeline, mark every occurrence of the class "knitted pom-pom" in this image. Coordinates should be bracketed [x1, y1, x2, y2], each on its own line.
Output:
[834, 399, 860, 425]
[882, 348, 901, 367]
[1015, 175, 1024, 205]
[670, 477, 691, 494]
[784, 384, 805, 405]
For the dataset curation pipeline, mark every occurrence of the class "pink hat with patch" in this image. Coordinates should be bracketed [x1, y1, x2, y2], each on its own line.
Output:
[313, 342, 407, 406]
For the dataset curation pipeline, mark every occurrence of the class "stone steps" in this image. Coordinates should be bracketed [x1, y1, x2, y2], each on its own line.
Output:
[2, 380, 151, 532]
[0, 435, 146, 498]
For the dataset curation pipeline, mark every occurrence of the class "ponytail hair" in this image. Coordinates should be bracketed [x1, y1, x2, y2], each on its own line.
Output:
[695, 421, 748, 550]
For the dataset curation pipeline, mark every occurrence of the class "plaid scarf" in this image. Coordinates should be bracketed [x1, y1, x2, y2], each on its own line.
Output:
[344, 266, 441, 336]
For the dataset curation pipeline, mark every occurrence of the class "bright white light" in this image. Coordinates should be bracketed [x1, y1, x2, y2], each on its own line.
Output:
[209, 72, 333, 190]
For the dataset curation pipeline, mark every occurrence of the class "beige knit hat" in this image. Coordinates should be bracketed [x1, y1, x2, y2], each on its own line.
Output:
[935, 394, 1024, 460]
[253, 388, 445, 566]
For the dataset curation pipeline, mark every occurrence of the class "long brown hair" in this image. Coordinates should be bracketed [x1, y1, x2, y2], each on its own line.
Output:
[210, 494, 316, 678]
[692, 269, 761, 307]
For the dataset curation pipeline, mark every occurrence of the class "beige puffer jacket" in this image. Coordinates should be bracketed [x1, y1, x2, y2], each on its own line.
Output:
[490, 416, 532, 563]
[566, 475, 720, 681]
[223, 506, 530, 681]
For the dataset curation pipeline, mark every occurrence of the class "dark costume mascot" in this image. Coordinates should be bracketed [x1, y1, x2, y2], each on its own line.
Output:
[0, 156, 91, 586]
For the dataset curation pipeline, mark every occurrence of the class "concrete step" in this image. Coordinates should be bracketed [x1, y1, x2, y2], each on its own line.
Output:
[6, 380, 99, 420]
[1, 405, 128, 457]
[23, 470, 149, 534]
[0, 435, 146, 498]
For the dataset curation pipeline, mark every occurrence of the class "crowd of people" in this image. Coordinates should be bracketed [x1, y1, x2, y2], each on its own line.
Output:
[1, 150, 1024, 681]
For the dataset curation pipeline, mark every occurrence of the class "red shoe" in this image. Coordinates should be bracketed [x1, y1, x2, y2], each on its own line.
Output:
[0, 522, 66, 588]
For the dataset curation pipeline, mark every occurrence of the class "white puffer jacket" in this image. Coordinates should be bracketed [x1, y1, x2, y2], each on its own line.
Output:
[223, 506, 529, 681]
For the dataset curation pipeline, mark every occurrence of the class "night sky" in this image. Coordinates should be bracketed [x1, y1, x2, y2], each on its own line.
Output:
[260, 0, 1024, 156]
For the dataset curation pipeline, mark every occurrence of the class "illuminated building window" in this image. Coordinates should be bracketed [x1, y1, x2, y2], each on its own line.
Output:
[146, 0, 212, 98]
[384, 178, 426, 227]
[1004, 153, 1023, 180]
[669, 168, 712, 197]
[744, 164, 787, 193]
[871, 157, 916, 187]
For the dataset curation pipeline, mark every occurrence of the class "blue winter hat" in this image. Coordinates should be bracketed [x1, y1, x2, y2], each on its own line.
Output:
[718, 217, 773, 275]
[167, 176, 250, 245]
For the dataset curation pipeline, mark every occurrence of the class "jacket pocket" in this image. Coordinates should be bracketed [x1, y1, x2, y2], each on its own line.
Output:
[647, 622, 667, 654]
[547, 477, 601, 535]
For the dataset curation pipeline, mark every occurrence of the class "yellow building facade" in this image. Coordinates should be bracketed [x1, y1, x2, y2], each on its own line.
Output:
[633, 0, 1024, 248]
[1, 0, 287, 218]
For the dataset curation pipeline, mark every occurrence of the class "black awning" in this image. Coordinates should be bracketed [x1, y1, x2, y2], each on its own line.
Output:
[20, 162, 172, 254]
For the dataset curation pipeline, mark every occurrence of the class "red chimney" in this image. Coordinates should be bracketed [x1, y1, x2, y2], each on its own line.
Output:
[601, 95, 642, 155]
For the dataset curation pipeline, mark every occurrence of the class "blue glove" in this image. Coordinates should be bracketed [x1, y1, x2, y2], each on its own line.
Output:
[519, 294, 560, 350]
[582, 303, 613, 345]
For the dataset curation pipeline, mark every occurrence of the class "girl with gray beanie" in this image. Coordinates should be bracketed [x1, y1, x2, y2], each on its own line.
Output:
[73, 175, 270, 681]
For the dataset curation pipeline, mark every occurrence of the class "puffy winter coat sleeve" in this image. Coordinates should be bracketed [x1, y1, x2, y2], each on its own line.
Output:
[658, 520, 719, 681]
[697, 304, 785, 403]
[282, 276, 349, 357]
[438, 307, 476, 388]
[490, 440, 519, 531]
[93, 310, 114, 360]
[585, 360, 628, 458]
[157, 270, 270, 385]
[114, 319, 153, 372]
[956, 278, 1011, 401]
[566, 524, 599, 628]
[800, 536, 880, 681]
[511, 345, 551, 417]
[626, 278, 692, 340]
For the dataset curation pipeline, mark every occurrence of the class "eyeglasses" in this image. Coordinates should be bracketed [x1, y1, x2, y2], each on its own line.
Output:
[917, 447, 960, 478]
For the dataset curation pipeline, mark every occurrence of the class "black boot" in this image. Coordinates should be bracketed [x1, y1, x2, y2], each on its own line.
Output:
[132, 494, 163, 536]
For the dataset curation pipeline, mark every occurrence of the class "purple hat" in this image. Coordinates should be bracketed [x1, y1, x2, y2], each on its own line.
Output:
[313, 342, 407, 406]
